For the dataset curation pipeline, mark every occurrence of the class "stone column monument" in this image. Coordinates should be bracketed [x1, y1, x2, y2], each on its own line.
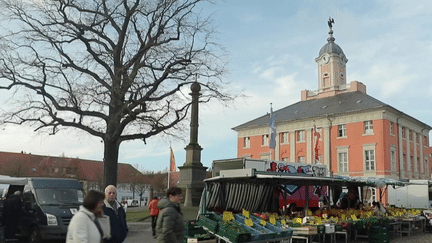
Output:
[178, 81, 207, 206]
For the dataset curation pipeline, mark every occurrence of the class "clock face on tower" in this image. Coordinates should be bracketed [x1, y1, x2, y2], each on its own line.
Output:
[323, 56, 329, 64]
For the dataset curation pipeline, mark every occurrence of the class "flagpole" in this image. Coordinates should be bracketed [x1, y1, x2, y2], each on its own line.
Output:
[269, 103, 276, 161]
[168, 146, 171, 190]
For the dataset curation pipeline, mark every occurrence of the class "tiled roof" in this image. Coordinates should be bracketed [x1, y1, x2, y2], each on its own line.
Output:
[233, 91, 431, 131]
[0, 151, 141, 184]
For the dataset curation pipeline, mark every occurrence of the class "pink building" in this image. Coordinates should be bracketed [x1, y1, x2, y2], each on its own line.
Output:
[232, 23, 431, 205]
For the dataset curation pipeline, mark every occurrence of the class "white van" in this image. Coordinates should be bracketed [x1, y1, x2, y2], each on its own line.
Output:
[0, 176, 84, 243]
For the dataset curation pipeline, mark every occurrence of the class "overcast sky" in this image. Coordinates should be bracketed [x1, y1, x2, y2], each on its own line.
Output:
[1, 0, 432, 172]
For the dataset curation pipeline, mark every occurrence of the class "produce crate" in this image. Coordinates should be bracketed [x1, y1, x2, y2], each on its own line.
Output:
[196, 214, 220, 233]
[324, 224, 335, 233]
[317, 225, 325, 234]
[234, 214, 276, 241]
[218, 223, 251, 243]
[265, 222, 293, 238]
[185, 225, 208, 238]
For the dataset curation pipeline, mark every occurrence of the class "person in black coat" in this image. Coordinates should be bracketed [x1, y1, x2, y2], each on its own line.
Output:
[2, 191, 23, 240]
[102, 185, 128, 243]
[340, 187, 360, 209]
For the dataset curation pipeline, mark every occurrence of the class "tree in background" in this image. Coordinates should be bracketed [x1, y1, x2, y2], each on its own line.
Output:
[0, 0, 234, 186]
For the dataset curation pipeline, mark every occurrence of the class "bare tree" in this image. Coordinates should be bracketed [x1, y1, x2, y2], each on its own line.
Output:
[0, 0, 233, 186]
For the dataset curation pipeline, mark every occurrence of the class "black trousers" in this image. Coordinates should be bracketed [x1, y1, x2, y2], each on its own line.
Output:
[151, 215, 158, 235]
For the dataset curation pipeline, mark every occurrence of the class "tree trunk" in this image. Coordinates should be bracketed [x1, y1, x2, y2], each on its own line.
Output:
[104, 138, 120, 187]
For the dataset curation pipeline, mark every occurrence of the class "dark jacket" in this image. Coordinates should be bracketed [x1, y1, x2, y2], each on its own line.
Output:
[102, 201, 128, 243]
[156, 198, 184, 243]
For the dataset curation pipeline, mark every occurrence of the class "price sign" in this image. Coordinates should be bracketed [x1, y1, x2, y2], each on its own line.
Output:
[351, 215, 358, 221]
[242, 209, 250, 218]
[269, 215, 276, 225]
[281, 219, 286, 225]
[245, 218, 253, 227]
[341, 214, 346, 220]
[223, 211, 234, 221]
[260, 219, 267, 226]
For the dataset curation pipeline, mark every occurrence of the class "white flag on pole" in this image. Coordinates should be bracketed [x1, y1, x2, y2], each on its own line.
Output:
[269, 106, 276, 149]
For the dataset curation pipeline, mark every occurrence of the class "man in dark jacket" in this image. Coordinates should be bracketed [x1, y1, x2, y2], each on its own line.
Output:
[156, 187, 184, 243]
[102, 185, 128, 243]
[2, 191, 23, 240]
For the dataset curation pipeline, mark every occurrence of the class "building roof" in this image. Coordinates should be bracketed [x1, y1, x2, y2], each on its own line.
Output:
[0, 151, 142, 184]
[232, 91, 431, 131]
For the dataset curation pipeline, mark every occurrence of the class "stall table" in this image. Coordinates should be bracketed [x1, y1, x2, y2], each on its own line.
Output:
[400, 217, 426, 235]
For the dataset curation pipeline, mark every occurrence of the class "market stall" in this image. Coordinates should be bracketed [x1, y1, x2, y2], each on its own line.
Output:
[194, 169, 368, 242]
[191, 169, 424, 243]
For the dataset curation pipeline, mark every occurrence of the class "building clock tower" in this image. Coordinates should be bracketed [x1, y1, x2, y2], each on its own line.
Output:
[315, 18, 348, 92]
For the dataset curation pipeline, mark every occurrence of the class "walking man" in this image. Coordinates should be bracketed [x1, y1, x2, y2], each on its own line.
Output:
[148, 196, 160, 238]
[102, 185, 128, 243]
[156, 187, 185, 243]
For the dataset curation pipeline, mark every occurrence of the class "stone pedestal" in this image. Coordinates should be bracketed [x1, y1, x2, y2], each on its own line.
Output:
[178, 164, 207, 206]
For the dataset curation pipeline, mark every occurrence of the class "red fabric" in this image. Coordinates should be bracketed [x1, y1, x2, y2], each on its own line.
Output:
[148, 199, 160, 216]
[170, 147, 176, 172]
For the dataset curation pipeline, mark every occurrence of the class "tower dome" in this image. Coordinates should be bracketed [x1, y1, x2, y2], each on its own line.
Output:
[318, 27, 345, 57]
[318, 37, 345, 56]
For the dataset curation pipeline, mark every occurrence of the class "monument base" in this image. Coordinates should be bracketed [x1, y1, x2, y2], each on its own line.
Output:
[178, 165, 207, 207]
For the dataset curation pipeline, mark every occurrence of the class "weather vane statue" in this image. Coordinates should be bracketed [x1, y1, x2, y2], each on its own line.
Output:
[328, 17, 334, 30]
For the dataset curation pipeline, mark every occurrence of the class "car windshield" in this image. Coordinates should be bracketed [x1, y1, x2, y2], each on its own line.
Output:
[35, 189, 84, 206]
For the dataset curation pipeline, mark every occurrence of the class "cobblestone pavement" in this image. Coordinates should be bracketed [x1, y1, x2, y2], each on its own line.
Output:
[124, 221, 432, 243]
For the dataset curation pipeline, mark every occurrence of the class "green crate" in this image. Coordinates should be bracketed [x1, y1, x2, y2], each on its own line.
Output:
[317, 225, 325, 234]
[218, 226, 251, 243]
[196, 214, 220, 233]
[265, 222, 293, 238]
[185, 226, 208, 237]
[335, 224, 343, 231]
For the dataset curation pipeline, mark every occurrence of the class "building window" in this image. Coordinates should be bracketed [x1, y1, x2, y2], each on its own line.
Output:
[338, 152, 348, 173]
[338, 124, 346, 137]
[364, 120, 373, 134]
[409, 131, 413, 142]
[390, 147, 396, 172]
[402, 127, 406, 139]
[297, 130, 305, 142]
[298, 156, 305, 163]
[262, 134, 269, 146]
[364, 149, 375, 171]
[417, 134, 420, 145]
[280, 132, 289, 144]
[243, 137, 250, 148]
[390, 122, 394, 135]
